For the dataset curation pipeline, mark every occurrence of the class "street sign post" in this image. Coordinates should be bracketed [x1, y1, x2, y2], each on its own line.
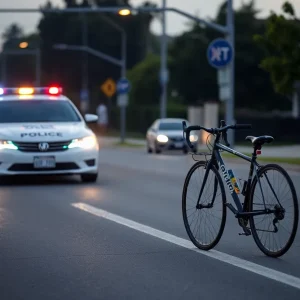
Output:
[207, 38, 233, 105]
[101, 78, 116, 98]
[207, 37, 235, 145]
[117, 93, 129, 107]
[117, 78, 131, 95]
[207, 38, 233, 69]
[116, 78, 130, 143]
[217, 67, 230, 102]
[80, 88, 89, 113]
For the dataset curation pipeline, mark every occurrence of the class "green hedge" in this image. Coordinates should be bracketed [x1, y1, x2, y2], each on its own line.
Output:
[107, 105, 300, 143]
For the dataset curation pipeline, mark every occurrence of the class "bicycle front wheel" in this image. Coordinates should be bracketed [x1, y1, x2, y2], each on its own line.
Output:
[249, 164, 299, 257]
[182, 161, 227, 250]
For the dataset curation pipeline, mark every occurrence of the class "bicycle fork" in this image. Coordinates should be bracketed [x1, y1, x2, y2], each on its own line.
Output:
[196, 161, 218, 209]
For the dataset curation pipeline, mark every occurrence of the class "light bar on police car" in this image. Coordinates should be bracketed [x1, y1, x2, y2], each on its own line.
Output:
[0, 86, 63, 96]
[18, 87, 34, 95]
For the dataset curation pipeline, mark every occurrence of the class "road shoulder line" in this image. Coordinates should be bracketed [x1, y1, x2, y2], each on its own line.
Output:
[72, 202, 300, 291]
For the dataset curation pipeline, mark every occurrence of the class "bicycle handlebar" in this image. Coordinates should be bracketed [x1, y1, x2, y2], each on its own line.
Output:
[182, 121, 252, 149]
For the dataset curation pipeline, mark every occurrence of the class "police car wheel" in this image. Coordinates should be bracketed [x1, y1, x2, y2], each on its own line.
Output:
[0, 175, 10, 183]
[81, 173, 98, 183]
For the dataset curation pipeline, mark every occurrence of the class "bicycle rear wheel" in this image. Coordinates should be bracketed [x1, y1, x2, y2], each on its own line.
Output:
[249, 164, 299, 257]
[182, 161, 227, 250]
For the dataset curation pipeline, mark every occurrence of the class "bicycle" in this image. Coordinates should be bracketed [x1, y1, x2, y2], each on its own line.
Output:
[182, 120, 299, 257]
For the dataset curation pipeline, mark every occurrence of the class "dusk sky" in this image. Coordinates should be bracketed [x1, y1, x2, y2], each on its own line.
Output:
[0, 0, 299, 43]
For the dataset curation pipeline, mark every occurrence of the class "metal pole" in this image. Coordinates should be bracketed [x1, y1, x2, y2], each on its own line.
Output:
[35, 48, 41, 86]
[0, 7, 228, 33]
[81, 13, 89, 113]
[226, 0, 235, 147]
[160, 0, 167, 119]
[120, 31, 127, 143]
[94, 14, 128, 143]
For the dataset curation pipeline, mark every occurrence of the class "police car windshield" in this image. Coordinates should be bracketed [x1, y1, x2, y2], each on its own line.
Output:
[0, 100, 81, 123]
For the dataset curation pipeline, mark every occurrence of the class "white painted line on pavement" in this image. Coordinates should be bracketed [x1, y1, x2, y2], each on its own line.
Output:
[72, 202, 300, 290]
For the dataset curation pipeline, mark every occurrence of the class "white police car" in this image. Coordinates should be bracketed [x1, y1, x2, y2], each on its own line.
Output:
[0, 86, 99, 182]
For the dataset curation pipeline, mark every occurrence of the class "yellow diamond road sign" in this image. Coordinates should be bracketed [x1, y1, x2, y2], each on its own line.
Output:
[101, 78, 116, 98]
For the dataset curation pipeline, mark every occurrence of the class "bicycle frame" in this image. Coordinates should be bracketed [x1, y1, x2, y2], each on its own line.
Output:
[196, 135, 276, 218]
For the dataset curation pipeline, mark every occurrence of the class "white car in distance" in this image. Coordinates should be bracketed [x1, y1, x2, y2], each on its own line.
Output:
[146, 118, 198, 154]
[0, 86, 99, 182]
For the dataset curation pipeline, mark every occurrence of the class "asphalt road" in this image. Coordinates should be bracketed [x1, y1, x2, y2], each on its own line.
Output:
[0, 146, 300, 299]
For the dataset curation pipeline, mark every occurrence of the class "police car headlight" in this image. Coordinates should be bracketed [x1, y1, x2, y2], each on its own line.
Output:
[0, 140, 18, 150]
[157, 134, 168, 143]
[68, 135, 97, 149]
[190, 134, 198, 142]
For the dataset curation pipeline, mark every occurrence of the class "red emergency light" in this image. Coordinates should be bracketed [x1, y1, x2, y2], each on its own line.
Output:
[47, 86, 62, 95]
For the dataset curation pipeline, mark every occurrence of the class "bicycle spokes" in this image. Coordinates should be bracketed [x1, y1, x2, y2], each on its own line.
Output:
[250, 166, 298, 256]
[182, 162, 226, 250]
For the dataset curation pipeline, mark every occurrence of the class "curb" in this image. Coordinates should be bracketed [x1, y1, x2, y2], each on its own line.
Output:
[97, 136, 300, 171]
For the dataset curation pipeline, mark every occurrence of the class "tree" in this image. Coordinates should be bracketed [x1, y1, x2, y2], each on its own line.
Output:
[127, 53, 161, 105]
[34, 0, 156, 108]
[166, 0, 288, 110]
[168, 26, 218, 105]
[2, 23, 24, 42]
[254, 1, 300, 95]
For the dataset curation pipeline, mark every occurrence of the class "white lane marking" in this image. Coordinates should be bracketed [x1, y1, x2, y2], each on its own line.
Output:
[72, 202, 300, 290]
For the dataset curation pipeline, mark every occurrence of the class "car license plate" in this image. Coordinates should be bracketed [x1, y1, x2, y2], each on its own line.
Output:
[174, 142, 183, 148]
[33, 156, 56, 169]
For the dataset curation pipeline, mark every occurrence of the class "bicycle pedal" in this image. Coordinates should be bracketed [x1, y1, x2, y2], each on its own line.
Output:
[238, 232, 251, 236]
[240, 228, 251, 236]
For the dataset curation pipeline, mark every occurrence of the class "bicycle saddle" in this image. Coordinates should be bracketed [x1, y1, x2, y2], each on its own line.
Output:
[245, 135, 274, 146]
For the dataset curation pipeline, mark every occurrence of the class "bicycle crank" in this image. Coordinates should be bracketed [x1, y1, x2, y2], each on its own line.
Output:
[238, 218, 252, 236]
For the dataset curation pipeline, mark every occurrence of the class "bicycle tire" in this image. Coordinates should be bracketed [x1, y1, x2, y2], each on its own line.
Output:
[182, 161, 227, 250]
[249, 164, 299, 257]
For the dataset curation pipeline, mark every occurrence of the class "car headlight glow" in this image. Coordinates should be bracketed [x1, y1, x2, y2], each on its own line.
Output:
[0, 140, 18, 150]
[190, 134, 198, 142]
[68, 135, 97, 149]
[157, 134, 168, 143]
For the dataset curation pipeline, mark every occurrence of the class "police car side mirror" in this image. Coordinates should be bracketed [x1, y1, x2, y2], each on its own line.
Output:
[84, 114, 98, 123]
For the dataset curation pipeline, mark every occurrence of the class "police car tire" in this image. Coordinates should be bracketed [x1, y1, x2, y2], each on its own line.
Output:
[0, 175, 9, 183]
[81, 173, 98, 183]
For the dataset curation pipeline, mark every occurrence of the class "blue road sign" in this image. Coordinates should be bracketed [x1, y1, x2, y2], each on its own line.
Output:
[207, 38, 234, 69]
[117, 78, 131, 95]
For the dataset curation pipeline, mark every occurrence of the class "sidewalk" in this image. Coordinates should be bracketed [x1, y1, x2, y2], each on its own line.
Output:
[98, 136, 300, 158]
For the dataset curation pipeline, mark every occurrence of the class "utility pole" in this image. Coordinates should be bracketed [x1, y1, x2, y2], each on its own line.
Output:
[160, 0, 168, 119]
[226, 0, 235, 146]
[120, 28, 127, 143]
[81, 13, 89, 113]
